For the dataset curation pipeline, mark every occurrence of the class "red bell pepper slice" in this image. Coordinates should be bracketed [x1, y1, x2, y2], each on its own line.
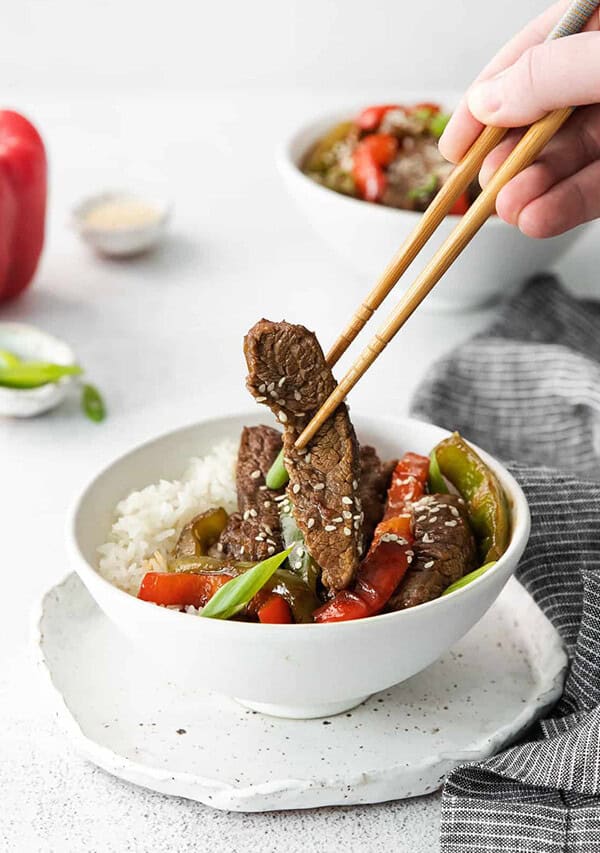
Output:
[258, 594, 293, 624]
[449, 192, 470, 216]
[314, 452, 430, 623]
[356, 104, 403, 132]
[352, 133, 398, 202]
[138, 571, 234, 609]
[383, 452, 430, 519]
[0, 111, 46, 302]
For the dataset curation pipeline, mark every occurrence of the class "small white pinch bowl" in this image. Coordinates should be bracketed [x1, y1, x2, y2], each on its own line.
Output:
[278, 107, 584, 311]
[67, 412, 530, 719]
[72, 191, 170, 257]
[0, 323, 76, 418]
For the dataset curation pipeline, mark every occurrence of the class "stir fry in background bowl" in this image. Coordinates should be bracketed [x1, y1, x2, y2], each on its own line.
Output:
[303, 102, 478, 213]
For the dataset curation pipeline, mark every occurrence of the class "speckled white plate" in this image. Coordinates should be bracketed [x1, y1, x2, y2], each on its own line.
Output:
[34, 572, 567, 812]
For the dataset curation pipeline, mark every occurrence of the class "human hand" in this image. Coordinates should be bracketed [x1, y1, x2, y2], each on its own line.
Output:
[439, 1, 600, 237]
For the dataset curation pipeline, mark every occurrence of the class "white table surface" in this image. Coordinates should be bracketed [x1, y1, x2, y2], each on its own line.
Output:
[2, 89, 597, 853]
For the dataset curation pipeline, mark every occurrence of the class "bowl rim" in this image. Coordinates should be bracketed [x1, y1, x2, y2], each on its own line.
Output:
[66, 411, 531, 632]
[277, 104, 510, 228]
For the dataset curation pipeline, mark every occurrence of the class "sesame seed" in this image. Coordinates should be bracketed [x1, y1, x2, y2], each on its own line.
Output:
[258, 384, 266, 393]
[255, 535, 264, 542]
[445, 520, 458, 527]
[294, 391, 302, 401]
[292, 483, 301, 494]
[342, 496, 353, 505]
[314, 483, 325, 491]
[249, 508, 258, 518]
[217, 543, 224, 552]
[243, 510, 251, 521]
[332, 516, 343, 523]
[266, 538, 276, 546]
[417, 515, 427, 522]
[294, 560, 302, 570]
[264, 524, 272, 535]
[355, 498, 362, 510]
[352, 480, 358, 490]
[240, 545, 245, 555]
[297, 547, 305, 557]
[277, 399, 286, 407]
[422, 533, 434, 543]
[274, 494, 287, 502]
[267, 546, 275, 555]
[297, 448, 307, 455]
[267, 382, 275, 392]
[305, 453, 311, 463]
[353, 514, 361, 520]
[344, 527, 352, 536]
[278, 377, 286, 387]
[259, 485, 268, 491]
[450, 506, 460, 517]
[270, 389, 278, 398]
[250, 469, 261, 479]
[354, 520, 360, 529]
[324, 524, 336, 532]
[278, 412, 288, 423]
[406, 550, 414, 558]
[255, 396, 267, 403]
[343, 511, 353, 520]
[424, 560, 434, 569]
[307, 518, 315, 529]
[407, 555, 413, 564]
[283, 456, 292, 464]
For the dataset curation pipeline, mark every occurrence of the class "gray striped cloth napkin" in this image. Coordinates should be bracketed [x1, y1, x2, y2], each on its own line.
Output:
[411, 275, 600, 852]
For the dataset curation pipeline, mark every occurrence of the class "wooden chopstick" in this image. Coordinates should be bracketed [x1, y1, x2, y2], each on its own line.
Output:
[325, 124, 507, 368]
[296, 105, 573, 450]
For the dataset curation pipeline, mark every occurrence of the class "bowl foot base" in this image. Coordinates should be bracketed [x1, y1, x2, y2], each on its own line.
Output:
[234, 695, 371, 719]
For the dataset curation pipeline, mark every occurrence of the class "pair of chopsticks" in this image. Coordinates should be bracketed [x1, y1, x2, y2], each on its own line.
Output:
[295, 0, 600, 450]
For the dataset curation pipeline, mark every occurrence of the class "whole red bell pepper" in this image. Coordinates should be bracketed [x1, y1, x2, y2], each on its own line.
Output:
[314, 452, 430, 623]
[0, 111, 46, 302]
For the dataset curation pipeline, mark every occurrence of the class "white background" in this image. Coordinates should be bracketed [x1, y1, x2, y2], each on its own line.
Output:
[3, 1, 598, 851]
[8, 0, 546, 94]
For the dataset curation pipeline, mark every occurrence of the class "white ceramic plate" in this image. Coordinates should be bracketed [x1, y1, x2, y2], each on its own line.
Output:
[34, 572, 566, 812]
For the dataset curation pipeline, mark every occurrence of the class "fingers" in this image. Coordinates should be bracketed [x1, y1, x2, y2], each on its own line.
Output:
[492, 106, 600, 224]
[516, 159, 600, 237]
[439, 0, 574, 162]
[468, 32, 600, 127]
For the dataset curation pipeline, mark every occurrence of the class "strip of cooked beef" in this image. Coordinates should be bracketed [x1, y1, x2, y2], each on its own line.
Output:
[217, 425, 285, 561]
[388, 493, 477, 610]
[244, 319, 361, 592]
[358, 446, 396, 554]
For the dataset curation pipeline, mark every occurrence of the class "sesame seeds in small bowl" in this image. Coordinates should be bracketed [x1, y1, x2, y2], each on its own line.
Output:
[73, 191, 171, 258]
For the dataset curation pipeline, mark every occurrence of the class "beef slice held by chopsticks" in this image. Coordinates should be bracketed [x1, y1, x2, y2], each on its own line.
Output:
[217, 425, 285, 561]
[244, 320, 362, 592]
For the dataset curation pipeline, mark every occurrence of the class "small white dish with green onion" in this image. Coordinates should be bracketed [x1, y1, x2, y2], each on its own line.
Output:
[0, 323, 105, 420]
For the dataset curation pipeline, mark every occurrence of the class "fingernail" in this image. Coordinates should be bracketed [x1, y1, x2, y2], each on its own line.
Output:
[468, 73, 504, 119]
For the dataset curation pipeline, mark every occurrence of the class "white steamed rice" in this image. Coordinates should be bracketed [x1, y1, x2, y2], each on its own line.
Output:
[97, 439, 239, 595]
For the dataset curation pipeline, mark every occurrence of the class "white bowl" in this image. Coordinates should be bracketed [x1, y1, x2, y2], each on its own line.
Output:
[278, 108, 584, 311]
[72, 191, 170, 257]
[0, 323, 76, 417]
[67, 412, 530, 719]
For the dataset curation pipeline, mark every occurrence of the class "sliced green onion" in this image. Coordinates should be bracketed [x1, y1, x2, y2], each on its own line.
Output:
[0, 362, 82, 389]
[428, 449, 448, 494]
[82, 383, 106, 422]
[201, 547, 292, 620]
[408, 173, 438, 201]
[429, 112, 451, 139]
[442, 561, 497, 597]
[266, 449, 289, 489]
[280, 505, 320, 592]
[0, 349, 21, 368]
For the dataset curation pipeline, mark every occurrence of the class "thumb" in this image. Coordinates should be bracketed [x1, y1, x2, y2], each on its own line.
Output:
[467, 31, 600, 127]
